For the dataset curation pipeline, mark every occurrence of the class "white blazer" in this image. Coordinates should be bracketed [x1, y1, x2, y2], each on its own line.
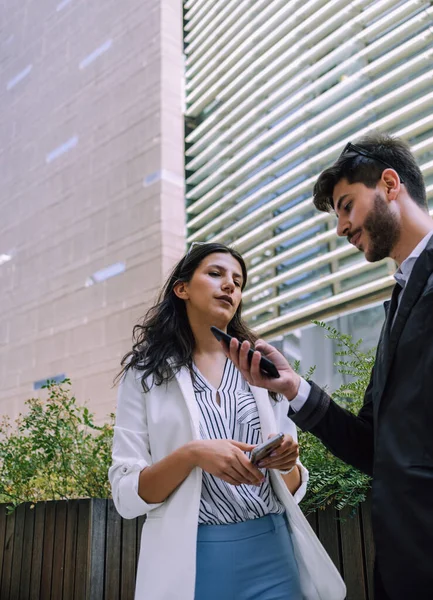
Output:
[109, 366, 346, 600]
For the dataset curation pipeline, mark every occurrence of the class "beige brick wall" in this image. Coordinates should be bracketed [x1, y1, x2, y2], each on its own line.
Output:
[0, 0, 185, 422]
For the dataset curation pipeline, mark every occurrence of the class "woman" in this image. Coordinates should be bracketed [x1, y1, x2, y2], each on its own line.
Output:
[109, 242, 345, 600]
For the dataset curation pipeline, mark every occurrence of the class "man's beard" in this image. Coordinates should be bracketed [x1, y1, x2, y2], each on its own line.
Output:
[362, 193, 400, 262]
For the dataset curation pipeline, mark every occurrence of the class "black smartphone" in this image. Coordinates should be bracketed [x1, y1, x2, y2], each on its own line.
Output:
[250, 433, 284, 465]
[210, 326, 280, 378]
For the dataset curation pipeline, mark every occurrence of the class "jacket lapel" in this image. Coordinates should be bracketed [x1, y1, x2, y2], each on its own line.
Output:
[250, 385, 277, 439]
[376, 239, 433, 408]
[172, 365, 200, 440]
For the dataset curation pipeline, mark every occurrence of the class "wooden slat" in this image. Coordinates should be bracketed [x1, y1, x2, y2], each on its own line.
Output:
[1, 507, 16, 600]
[0, 496, 376, 600]
[30, 503, 46, 600]
[63, 500, 79, 600]
[88, 499, 107, 600]
[105, 500, 122, 600]
[19, 504, 35, 600]
[317, 506, 342, 574]
[74, 500, 90, 600]
[40, 501, 56, 600]
[0, 505, 7, 594]
[9, 503, 26, 599]
[120, 516, 137, 600]
[51, 501, 67, 599]
[339, 506, 367, 600]
[360, 493, 375, 600]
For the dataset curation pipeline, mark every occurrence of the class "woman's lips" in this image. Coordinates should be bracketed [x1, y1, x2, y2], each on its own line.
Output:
[216, 296, 233, 306]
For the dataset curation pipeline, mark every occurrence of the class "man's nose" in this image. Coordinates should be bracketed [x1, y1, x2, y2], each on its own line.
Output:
[336, 216, 350, 238]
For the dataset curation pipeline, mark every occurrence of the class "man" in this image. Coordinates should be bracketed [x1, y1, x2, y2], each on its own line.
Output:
[224, 133, 433, 600]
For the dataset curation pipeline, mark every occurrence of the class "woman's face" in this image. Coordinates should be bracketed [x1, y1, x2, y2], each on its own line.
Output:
[175, 252, 244, 327]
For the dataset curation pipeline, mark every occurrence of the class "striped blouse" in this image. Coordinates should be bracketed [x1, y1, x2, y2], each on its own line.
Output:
[192, 358, 285, 525]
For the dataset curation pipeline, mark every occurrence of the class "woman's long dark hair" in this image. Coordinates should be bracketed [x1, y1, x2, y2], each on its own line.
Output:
[116, 242, 260, 392]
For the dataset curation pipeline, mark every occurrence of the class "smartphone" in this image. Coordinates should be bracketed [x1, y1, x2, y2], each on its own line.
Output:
[250, 433, 284, 465]
[210, 326, 280, 378]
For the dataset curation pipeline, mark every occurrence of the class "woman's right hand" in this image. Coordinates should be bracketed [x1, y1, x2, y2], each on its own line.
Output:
[189, 439, 264, 486]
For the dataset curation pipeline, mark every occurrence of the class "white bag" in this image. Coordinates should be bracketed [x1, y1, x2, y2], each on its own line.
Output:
[273, 473, 347, 600]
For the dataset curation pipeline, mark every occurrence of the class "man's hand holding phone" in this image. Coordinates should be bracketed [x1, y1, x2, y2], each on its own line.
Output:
[220, 334, 302, 401]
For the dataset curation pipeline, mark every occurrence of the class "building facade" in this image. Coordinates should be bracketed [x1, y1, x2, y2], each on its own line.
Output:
[0, 0, 185, 419]
[184, 0, 433, 383]
[1, 0, 432, 419]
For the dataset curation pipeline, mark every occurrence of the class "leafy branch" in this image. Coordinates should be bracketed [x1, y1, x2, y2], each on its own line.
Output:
[297, 321, 374, 514]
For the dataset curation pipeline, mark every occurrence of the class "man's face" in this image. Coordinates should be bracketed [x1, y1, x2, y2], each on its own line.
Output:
[333, 178, 401, 262]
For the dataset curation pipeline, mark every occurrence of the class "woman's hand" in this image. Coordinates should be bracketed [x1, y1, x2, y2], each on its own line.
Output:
[256, 433, 299, 472]
[189, 439, 264, 486]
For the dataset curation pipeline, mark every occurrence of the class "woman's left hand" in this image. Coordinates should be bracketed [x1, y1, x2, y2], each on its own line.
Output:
[257, 433, 298, 471]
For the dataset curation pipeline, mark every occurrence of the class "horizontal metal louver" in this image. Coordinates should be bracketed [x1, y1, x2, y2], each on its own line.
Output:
[184, 0, 433, 337]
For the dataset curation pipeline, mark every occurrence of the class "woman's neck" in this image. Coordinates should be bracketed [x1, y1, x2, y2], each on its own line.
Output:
[189, 316, 227, 360]
[190, 321, 228, 391]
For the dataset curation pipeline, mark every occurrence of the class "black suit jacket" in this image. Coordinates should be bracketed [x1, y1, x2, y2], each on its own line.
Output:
[290, 235, 433, 600]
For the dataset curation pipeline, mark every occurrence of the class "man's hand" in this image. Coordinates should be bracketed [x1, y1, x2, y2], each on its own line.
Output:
[221, 337, 301, 401]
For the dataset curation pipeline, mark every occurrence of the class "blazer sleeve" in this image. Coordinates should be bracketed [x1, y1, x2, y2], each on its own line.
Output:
[289, 371, 375, 476]
[108, 367, 163, 519]
[275, 395, 309, 504]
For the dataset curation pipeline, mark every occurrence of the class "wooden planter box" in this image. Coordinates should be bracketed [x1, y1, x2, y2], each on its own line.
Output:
[0, 496, 374, 600]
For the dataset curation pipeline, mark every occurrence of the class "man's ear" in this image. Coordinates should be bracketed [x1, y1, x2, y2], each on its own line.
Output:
[173, 281, 189, 300]
[382, 168, 400, 202]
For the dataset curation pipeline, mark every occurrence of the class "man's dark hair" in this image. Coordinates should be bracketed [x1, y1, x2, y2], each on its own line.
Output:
[313, 132, 427, 212]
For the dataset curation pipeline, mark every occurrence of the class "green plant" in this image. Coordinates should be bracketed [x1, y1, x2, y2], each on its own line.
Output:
[0, 379, 114, 512]
[298, 321, 374, 515]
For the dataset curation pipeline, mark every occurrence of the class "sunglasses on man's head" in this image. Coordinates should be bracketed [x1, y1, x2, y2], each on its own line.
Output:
[339, 142, 405, 185]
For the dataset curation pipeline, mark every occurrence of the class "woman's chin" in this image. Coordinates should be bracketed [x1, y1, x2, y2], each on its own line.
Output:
[207, 308, 232, 327]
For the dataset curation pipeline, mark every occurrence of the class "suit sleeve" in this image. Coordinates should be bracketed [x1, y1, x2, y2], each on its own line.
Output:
[108, 368, 163, 519]
[289, 371, 375, 476]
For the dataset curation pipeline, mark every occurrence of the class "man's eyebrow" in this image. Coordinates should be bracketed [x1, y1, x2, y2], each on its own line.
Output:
[207, 264, 243, 280]
[335, 194, 350, 214]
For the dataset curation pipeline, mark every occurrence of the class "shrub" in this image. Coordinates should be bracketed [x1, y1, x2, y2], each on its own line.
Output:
[0, 379, 113, 512]
[298, 321, 374, 515]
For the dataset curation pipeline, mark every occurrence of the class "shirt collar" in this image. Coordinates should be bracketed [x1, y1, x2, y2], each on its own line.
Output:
[394, 231, 433, 289]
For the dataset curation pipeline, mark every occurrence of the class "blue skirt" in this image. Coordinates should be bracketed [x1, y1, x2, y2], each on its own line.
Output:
[195, 513, 302, 600]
